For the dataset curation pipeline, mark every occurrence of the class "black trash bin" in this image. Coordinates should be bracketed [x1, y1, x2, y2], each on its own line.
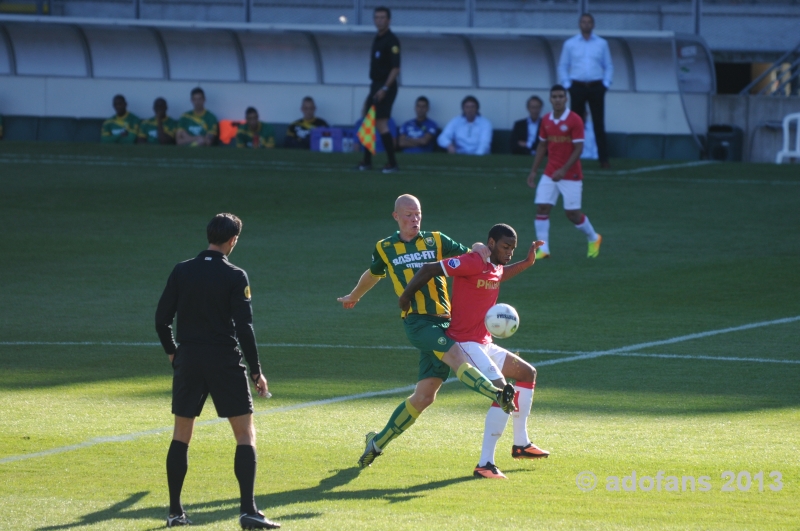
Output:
[706, 124, 743, 161]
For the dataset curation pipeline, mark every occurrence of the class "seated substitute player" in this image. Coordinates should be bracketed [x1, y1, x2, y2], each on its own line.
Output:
[400, 224, 550, 479]
[437, 95, 493, 155]
[155, 213, 279, 529]
[398, 96, 438, 153]
[101, 94, 140, 144]
[510, 95, 543, 156]
[284, 96, 329, 149]
[236, 107, 275, 149]
[337, 194, 515, 469]
[526, 84, 602, 259]
[176, 87, 219, 147]
[138, 97, 177, 145]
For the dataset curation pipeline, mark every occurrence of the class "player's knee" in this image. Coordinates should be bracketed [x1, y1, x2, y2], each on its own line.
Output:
[536, 204, 551, 216]
[566, 210, 582, 224]
[410, 392, 435, 411]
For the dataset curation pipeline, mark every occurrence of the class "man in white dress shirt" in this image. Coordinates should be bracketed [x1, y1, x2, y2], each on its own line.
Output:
[558, 13, 613, 168]
[437, 96, 493, 156]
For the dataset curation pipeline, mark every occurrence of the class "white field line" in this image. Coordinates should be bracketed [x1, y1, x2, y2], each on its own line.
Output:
[3, 154, 798, 185]
[1, 315, 798, 465]
[589, 160, 712, 175]
[613, 352, 800, 365]
[0, 340, 579, 356]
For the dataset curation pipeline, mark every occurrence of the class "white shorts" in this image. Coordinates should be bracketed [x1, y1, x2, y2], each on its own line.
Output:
[535, 175, 583, 210]
[457, 342, 511, 381]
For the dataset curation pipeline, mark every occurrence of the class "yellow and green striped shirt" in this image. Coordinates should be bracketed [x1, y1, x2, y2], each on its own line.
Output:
[178, 109, 218, 138]
[101, 112, 140, 144]
[138, 116, 178, 143]
[370, 230, 468, 317]
[236, 122, 275, 149]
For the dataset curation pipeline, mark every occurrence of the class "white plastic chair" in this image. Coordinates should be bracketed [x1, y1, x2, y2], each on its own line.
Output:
[775, 112, 800, 163]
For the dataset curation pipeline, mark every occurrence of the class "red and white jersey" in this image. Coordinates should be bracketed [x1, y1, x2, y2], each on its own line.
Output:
[441, 252, 503, 344]
[539, 109, 585, 181]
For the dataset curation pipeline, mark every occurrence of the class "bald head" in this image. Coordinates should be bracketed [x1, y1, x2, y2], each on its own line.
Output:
[393, 194, 422, 240]
[394, 194, 420, 213]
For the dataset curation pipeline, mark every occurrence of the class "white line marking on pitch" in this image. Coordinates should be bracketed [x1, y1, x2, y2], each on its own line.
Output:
[1, 315, 798, 465]
[0, 341, 580, 356]
[613, 352, 800, 365]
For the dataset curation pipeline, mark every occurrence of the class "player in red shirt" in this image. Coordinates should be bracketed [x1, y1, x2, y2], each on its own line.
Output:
[400, 224, 550, 479]
[526, 84, 602, 259]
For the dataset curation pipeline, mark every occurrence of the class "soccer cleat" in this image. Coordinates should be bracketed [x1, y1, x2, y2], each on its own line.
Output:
[357, 431, 382, 468]
[239, 511, 281, 530]
[355, 161, 372, 171]
[166, 512, 192, 527]
[535, 249, 550, 260]
[512, 443, 550, 459]
[473, 462, 507, 479]
[381, 164, 399, 174]
[495, 383, 516, 414]
[587, 234, 602, 258]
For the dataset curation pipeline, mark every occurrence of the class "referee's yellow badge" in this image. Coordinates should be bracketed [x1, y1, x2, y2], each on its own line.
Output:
[244, 286, 251, 299]
[392, 46, 399, 54]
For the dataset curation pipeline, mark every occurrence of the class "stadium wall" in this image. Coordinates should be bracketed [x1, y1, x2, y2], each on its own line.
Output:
[0, 16, 713, 159]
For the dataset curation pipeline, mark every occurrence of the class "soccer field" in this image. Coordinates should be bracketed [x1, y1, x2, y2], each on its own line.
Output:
[0, 143, 798, 530]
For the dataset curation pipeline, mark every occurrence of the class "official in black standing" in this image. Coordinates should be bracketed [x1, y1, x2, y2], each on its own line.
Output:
[357, 5, 401, 173]
[155, 213, 279, 530]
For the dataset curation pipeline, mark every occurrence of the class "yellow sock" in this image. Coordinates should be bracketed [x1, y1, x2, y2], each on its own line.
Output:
[457, 363, 500, 400]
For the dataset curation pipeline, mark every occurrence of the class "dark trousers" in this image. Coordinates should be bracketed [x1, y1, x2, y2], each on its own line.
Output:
[569, 81, 609, 163]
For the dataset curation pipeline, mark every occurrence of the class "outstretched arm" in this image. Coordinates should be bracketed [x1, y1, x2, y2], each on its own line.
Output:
[527, 139, 548, 187]
[337, 269, 382, 309]
[501, 241, 544, 283]
[399, 263, 445, 312]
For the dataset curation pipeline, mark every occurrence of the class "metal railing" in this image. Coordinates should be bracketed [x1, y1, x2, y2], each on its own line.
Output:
[740, 39, 800, 96]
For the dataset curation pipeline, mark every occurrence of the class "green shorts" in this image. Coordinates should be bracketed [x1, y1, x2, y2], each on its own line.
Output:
[403, 313, 456, 382]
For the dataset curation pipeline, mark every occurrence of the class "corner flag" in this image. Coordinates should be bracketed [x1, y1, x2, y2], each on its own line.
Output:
[357, 105, 377, 154]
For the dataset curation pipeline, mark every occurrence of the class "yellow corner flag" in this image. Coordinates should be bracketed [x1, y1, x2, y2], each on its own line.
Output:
[357, 105, 377, 154]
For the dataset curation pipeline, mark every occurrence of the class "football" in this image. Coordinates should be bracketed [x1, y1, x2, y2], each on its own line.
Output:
[484, 303, 520, 339]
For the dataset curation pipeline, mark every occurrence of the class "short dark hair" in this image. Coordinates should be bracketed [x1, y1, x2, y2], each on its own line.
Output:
[416, 96, 430, 106]
[551, 84, 567, 94]
[302, 96, 315, 104]
[580, 12, 594, 23]
[374, 6, 391, 18]
[207, 213, 242, 245]
[488, 223, 517, 243]
[245, 106, 258, 116]
[461, 95, 479, 109]
[113, 94, 126, 102]
[527, 95, 543, 106]
[191, 87, 205, 98]
[153, 97, 167, 107]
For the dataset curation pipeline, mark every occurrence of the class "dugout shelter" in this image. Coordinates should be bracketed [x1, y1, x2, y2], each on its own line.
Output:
[0, 15, 714, 157]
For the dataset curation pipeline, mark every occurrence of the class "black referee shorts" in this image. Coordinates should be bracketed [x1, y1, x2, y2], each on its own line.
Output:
[171, 344, 254, 418]
[366, 82, 398, 120]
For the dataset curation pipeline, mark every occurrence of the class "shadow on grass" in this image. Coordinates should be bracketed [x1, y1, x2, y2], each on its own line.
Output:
[35, 467, 473, 529]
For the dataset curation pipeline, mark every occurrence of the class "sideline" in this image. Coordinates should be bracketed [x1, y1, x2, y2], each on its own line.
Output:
[1, 315, 798, 465]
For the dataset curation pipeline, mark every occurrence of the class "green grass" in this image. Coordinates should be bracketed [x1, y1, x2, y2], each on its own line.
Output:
[0, 143, 798, 530]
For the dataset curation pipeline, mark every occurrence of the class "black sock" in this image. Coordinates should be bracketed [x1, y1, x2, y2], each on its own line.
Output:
[381, 132, 397, 166]
[362, 149, 372, 165]
[166, 440, 189, 515]
[234, 445, 258, 515]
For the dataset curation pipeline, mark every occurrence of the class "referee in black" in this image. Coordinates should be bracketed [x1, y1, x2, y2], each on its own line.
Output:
[357, 5, 401, 173]
[155, 213, 279, 530]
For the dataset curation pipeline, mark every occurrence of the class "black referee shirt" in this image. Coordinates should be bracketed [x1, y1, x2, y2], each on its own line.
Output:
[155, 250, 261, 376]
[370, 29, 401, 84]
